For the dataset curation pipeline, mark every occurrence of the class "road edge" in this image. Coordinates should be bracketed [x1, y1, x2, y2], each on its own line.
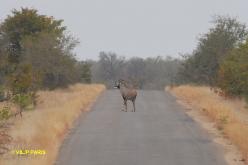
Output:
[167, 90, 245, 165]
[54, 89, 106, 165]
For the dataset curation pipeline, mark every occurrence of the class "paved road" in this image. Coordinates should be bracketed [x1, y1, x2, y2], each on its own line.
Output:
[56, 90, 226, 165]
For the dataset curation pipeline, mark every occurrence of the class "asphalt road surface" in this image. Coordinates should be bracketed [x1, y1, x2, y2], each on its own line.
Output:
[56, 90, 226, 165]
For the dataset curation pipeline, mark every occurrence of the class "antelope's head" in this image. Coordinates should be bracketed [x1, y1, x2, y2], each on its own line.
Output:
[114, 79, 125, 89]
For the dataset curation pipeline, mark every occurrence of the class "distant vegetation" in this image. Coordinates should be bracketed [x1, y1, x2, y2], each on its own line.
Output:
[91, 52, 181, 89]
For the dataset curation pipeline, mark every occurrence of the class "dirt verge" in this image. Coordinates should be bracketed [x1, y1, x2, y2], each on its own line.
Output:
[0, 84, 105, 165]
[167, 85, 247, 165]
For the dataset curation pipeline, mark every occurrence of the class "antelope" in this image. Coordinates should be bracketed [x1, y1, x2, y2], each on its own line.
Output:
[114, 79, 137, 112]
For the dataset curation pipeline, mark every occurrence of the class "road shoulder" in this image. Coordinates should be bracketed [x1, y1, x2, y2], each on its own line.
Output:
[170, 93, 245, 165]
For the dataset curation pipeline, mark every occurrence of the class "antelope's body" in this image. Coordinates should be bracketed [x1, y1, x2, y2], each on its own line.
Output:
[115, 79, 137, 112]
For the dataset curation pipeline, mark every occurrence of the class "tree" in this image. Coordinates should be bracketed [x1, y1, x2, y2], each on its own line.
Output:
[91, 54, 182, 89]
[7, 64, 33, 94]
[76, 61, 92, 83]
[0, 8, 79, 90]
[179, 16, 248, 85]
[124, 57, 146, 88]
[0, 32, 8, 84]
[0, 8, 84, 119]
[91, 52, 125, 88]
[143, 56, 181, 89]
[20, 32, 79, 89]
[0, 8, 65, 63]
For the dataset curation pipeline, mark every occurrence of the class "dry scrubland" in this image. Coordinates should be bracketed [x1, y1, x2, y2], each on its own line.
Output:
[168, 85, 248, 163]
[0, 84, 105, 165]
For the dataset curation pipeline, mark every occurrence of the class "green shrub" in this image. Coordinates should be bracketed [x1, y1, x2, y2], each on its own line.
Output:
[218, 41, 248, 100]
[0, 86, 5, 102]
[0, 106, 10, 120]
[8, 64, 33, 94]
[11, 93, 34, 111]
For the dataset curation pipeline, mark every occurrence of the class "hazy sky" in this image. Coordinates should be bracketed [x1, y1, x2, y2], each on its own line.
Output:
[1, 0, 247, 60]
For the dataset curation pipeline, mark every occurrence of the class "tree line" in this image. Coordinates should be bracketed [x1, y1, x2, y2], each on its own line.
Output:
[90, 52, 180, 89]
[1, 8, 248, 118]
[91, 15, 248, 102]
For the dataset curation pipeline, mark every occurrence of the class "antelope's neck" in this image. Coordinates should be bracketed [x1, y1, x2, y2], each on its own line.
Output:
[119, 85, 127, 92]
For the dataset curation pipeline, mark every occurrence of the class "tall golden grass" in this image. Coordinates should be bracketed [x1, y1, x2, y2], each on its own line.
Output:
[0, 84, 105, 165]
[167, 85, 248, 162]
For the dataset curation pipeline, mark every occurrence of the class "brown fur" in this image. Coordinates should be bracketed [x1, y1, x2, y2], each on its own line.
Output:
[115, 79, 137, 112]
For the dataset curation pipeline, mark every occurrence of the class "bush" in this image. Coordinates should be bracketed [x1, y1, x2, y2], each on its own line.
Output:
[0, 86, 5, 102]
[7, 64, 34, 94]
[0, 106, 10, 120]
[11, 93, 35, 111]
[218, 41, 248, 100]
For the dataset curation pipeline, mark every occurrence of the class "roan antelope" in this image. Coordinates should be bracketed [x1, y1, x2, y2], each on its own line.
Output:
[114, 79, 137, 112]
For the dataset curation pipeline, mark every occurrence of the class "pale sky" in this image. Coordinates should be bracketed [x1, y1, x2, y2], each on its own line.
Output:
[1, 0, 247, 60]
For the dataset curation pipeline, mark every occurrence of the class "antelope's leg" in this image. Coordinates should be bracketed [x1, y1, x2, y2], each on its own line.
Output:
[20, 111, 22, 117]
[124, 100, 127, 112]
[121, 100, 125, 111]
[15, 109, 23, 117]
[121, 96, 125, 111]
[122, 99, 127, 112]
[132, 100, 136, 112]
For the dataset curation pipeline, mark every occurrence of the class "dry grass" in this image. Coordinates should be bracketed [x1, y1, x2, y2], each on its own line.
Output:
[0, 84, 105, 165]
[167, 85, 248, 163]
